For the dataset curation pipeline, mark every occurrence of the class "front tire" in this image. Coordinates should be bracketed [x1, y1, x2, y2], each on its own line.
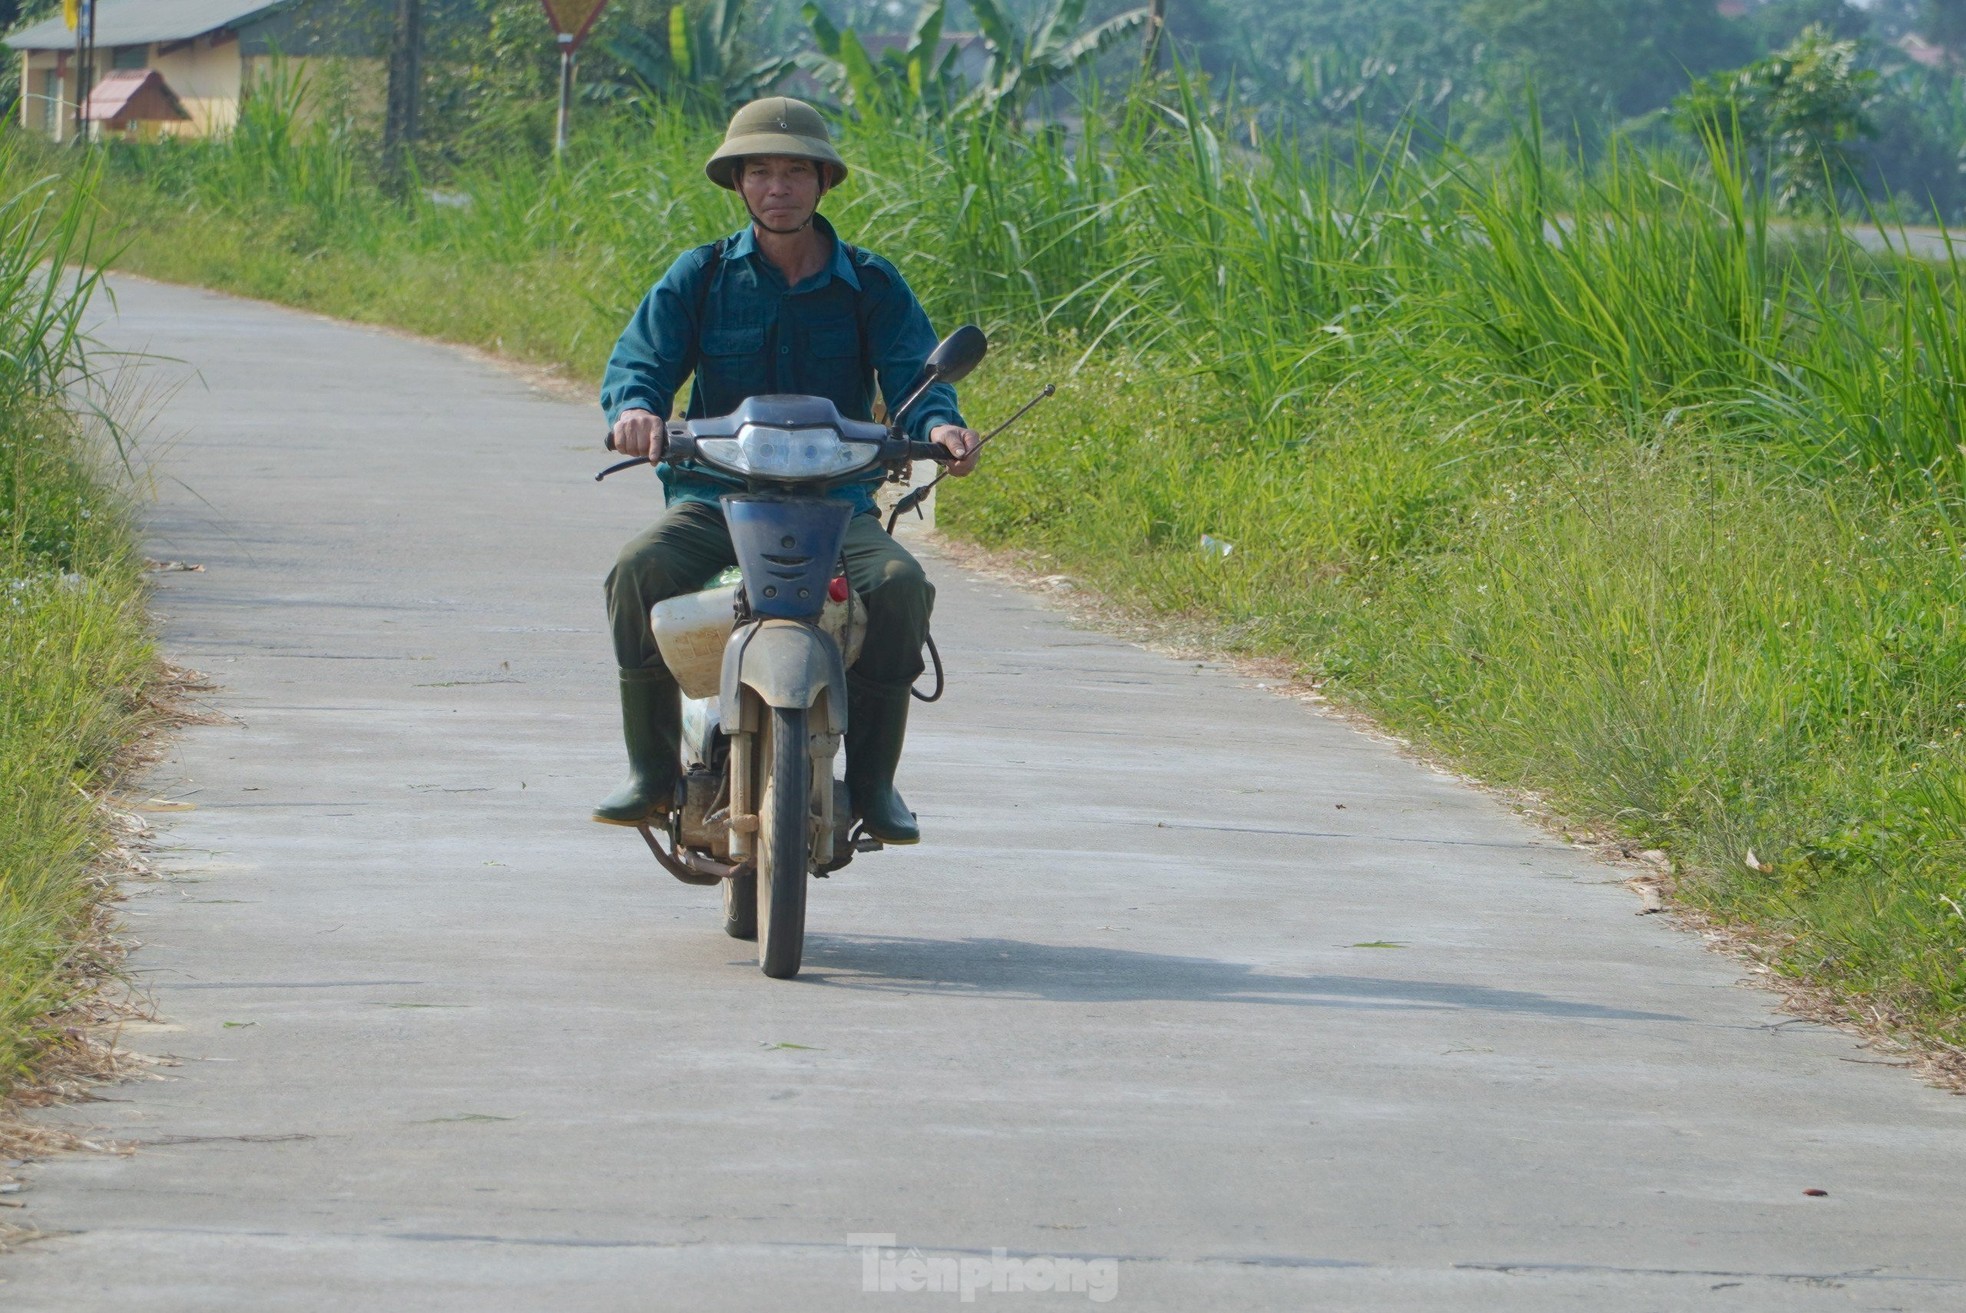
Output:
[756, 705, 810, 979]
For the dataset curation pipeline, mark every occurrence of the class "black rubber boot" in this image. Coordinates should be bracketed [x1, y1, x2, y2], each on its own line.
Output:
[592, 668, 681, 826]
[846, 673, 920, 844]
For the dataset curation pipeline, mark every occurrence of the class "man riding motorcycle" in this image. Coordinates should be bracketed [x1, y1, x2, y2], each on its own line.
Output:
[596, 97, 981, 845]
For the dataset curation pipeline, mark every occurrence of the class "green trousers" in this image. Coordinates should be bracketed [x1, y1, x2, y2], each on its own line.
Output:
[605, 500, 934, 686]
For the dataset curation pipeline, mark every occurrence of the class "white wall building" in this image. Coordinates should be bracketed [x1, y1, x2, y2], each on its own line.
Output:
[7, 0, 386, 142]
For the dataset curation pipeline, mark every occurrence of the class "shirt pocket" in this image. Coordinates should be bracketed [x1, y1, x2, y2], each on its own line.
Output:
[701, 325, 764, 358]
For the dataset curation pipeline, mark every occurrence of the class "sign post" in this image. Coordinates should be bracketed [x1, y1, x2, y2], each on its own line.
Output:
[537, 0, 611, 156]
[67, 0, 80, 144]
[384, 0, 424, 169]
[555, 31, 574, 154]
[65, 0, 95, 145]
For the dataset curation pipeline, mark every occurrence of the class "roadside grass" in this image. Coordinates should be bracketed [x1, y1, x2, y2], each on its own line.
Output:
[1354, 448, 1966, 1034]
[0, 145, 155, 1093]
[73, 88, 1966, 1052]
[1, 425, 154, 1090]
[943, 368, 1966, 1045]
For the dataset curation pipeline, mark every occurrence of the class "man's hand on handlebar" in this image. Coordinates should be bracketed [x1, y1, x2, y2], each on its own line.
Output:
[611, 408, 664, 461]
[610, 410, 975, 473]
[930, 423, 982, 477]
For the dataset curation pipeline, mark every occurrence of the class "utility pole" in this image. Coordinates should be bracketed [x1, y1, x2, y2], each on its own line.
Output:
[555, 31, 574, 156]
[1142, 0, 1165, 73]
[70, 0, 96, 144]
[70, 2, 82, 144]
[85, 0, 95, 137]
[384, 0, 423, 174]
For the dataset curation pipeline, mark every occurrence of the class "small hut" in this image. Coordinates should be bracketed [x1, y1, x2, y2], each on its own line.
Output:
[83, 68, 191, 139]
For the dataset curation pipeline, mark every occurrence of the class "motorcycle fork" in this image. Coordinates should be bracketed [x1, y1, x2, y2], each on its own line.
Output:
[728, 695, 756, 863]
[724, 684, 841, 868]
[807, 688, 842, 868]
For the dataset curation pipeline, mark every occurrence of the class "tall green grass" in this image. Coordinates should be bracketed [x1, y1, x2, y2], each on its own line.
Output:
[84, 85, 1966, 1046]
[0, 144, 154, 1093]
[99, 82, 1966, 480]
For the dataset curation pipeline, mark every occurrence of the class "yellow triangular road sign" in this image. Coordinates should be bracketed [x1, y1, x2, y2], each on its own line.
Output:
[538, 0, 610, 47]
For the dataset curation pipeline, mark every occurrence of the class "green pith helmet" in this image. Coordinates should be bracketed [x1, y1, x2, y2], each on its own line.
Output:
[705, 97, 848, 191]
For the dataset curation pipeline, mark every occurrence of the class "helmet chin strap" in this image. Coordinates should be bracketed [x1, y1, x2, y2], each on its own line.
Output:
[745, 205, 814, 236]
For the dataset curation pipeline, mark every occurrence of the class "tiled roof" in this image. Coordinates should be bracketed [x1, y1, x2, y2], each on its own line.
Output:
[6, 0, 287, 51]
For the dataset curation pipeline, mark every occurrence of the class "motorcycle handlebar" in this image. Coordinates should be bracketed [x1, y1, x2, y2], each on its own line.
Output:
[605, 430, 951, 465]
[603, 426, 699, 460]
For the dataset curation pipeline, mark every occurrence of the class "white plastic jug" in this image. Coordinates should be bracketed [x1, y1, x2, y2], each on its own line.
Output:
[651, 584, 739, 698]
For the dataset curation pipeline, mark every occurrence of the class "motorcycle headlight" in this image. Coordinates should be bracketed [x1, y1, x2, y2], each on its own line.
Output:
[694, 426, 881, 480]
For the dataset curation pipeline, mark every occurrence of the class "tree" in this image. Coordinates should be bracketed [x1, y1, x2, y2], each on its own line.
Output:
[1928, 0, 1966, 61]
[800, 0, 1149, 123]
[604, 0, 797, 117]
[1741, 0, 1871, 49]
[962, 0, 1154, 119]
[1858, 62, 1966, 220]
[1674, 24, 1877, 212]
[1167, 0, 1774, 145]
[800, 0, 967, 120]
[0, 0, 60, 115]
[1265, 0, 1473, 142]
[1462, 0, 1752, 140]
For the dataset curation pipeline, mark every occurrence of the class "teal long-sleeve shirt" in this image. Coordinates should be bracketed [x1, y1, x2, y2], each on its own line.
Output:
[600, 213, 967, 515]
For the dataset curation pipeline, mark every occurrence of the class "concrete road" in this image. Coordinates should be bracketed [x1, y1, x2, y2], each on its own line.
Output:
[3, 276, 1963, 1311]
[1849, 223, 1959, 264]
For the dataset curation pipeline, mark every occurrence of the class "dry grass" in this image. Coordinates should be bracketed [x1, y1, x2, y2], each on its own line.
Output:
[0, 664, 218, 1170]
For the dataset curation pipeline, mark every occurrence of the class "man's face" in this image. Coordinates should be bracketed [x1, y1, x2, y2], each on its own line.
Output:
[739, 155, 823, 231]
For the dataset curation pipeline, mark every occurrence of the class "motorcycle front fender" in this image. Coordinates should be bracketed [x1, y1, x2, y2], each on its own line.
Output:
[719, 618, 847, 737]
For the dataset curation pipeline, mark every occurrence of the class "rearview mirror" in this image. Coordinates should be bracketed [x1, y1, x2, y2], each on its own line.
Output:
[924, 324, 987, 385]
[888, 325, 989, 431]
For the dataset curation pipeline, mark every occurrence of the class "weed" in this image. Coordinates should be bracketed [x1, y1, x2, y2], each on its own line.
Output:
[0, 139, 153, 1092]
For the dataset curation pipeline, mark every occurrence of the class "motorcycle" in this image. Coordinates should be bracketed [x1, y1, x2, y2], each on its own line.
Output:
[596, 326, 990, 978]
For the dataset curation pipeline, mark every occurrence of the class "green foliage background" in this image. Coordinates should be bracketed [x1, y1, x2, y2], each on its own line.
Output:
[95, 0, 1954, 216]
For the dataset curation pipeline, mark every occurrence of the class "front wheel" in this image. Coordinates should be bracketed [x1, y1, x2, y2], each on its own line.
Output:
[756, 705, 811, 978]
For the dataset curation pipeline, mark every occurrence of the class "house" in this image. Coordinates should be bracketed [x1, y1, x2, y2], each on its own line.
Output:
[6, 0, 388, 142]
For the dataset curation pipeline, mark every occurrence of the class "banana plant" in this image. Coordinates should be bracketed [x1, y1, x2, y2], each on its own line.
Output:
[604, 0, 797, 118]
[964, 0, 1152, 119]
[799, 1, 966, 120]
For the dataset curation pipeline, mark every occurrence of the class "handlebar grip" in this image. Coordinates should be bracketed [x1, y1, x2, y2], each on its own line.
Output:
[607, 425, 697, 459]
[906, 440, 956, 462]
